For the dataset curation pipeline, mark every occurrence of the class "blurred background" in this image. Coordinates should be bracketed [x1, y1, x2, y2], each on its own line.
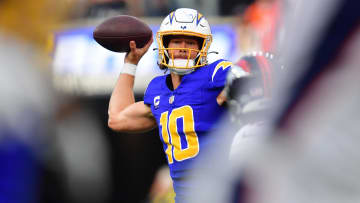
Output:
[0, 0, 283, 202]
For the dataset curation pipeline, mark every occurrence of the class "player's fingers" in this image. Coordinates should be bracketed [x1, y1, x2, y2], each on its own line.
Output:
[146, 37, 153, 48]
[141, 38, 153, 52]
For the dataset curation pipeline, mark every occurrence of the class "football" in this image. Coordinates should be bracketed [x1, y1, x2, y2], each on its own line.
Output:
[93, 15, 153, 52]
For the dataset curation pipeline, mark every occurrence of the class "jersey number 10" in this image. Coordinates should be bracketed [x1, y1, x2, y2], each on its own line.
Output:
[159, 105, 200, 164]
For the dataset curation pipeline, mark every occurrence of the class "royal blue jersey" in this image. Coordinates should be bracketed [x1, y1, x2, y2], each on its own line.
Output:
[144, 59, 232, 201]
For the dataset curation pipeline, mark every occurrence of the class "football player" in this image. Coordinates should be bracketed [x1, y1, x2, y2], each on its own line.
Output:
[108, 8, 233, 202]
[225, 52, 283, 161]
[190, 0, 360, 202]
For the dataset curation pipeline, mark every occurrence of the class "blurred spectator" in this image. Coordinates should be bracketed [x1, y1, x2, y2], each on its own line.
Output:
[174, 0, 218, 16]
[233, 12, 260, 58]
[219, 0, 253, 16]
[143, 0, 178, 17]
[86, 0, 151, 17]
[241, 0, 283, 52]
[86, 0, 128, 18]
[84, 0, 222, 18]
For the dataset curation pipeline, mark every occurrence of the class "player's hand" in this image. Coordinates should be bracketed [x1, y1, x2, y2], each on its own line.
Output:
[217, 89, 227, 106]
[124, 37, 153, 65]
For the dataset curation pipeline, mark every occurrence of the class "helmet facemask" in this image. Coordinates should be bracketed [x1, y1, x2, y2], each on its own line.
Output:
[157, 32, 212, 74]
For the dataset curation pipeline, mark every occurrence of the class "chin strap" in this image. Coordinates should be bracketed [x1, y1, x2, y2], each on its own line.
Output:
[170, 68, 194, 75]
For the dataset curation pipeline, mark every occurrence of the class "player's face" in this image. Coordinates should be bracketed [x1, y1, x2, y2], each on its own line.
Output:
[168, 36, 200, 60]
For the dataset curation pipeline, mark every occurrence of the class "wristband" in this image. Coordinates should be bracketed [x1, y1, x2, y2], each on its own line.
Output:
[121, 63, 137, 76]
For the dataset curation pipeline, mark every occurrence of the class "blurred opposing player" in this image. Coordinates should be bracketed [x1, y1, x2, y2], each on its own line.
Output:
[0, 0, 70, 202]
[243, 0, 360, 203]
[108, 8, 233, 202]
[190, 0, 360, 203]
[226, 52, 284, 161]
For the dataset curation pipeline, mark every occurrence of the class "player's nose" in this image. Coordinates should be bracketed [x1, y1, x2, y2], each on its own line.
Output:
[180, 40, 189, 48]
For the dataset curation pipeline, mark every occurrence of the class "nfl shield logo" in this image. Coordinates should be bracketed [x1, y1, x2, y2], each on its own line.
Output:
[169, 95, 175, 104]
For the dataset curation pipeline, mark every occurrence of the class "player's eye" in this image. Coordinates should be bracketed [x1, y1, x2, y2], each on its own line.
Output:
[186, 40, 197, 46]
[172, 40, 182, 44]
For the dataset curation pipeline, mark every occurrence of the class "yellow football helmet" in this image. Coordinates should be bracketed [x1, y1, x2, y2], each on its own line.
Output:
[156, 8, 212, 75]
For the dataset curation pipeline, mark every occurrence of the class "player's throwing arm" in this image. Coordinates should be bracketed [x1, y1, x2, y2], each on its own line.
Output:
[93, 16, 156, 133]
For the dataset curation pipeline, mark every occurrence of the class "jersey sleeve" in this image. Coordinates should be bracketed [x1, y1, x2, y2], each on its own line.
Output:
[143, 76, 161, 106]
[143, 82, 154, 106]
[208, 59, 233, 89]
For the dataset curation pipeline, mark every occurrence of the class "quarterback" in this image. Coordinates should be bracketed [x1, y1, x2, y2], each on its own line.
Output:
[108, 8, 232, 202]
